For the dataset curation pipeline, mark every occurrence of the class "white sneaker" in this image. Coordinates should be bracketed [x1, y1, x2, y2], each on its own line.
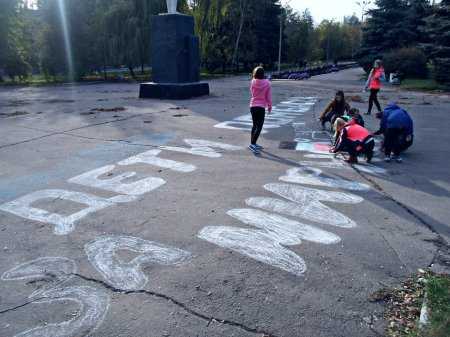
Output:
[384, 156, 391, 163]
[394, 156, 403, 163]
[254, 144, 264, 150]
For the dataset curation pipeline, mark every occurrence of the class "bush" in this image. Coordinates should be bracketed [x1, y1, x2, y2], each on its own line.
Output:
[382, 47, 428, 79]
[357, 53, 381, 73]
[433, 58, 450, 84]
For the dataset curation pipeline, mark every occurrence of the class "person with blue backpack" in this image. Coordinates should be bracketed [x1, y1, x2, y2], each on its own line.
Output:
[375, 103, 414, 163]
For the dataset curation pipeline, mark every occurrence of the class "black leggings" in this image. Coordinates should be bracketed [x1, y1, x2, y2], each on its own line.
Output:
[368, 89, 382, 114]
[250, 107, 266, 145]
[341, 137, 375, 158]
[321, 111, 342, 128]
[384, 128, 403, 157]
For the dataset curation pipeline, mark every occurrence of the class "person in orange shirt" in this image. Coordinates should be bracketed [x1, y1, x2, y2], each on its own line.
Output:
[365, 59, 385, 115]
[331, 118, 375, 164]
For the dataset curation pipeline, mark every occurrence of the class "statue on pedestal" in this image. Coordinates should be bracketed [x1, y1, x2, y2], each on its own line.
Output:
[139, 0, 209, 99]
[166, 0, 178, 14]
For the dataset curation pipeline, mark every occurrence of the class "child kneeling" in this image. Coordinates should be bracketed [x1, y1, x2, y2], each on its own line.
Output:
[331, 118, 375, 164]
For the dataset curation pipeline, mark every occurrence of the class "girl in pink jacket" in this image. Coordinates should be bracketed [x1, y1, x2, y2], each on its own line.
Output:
[249, 66, 272, 154]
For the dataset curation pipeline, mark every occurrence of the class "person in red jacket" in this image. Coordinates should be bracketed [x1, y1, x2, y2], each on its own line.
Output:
[365, 59, 385, 115]
[331, 118, 375, 164]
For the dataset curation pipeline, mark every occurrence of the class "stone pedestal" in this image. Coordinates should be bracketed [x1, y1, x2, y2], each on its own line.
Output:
[140, 14, 209, 99]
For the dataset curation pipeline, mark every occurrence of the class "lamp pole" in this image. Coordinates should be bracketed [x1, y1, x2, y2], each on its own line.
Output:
[278, 0, 291, 73]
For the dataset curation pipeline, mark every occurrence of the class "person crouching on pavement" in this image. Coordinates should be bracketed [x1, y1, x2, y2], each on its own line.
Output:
[347, 108, 365, 127]
[332, 108, 365, 144]
[319, 91, 351, 130]
[374, 103, 414, 163]
[331, 118, 375, 164]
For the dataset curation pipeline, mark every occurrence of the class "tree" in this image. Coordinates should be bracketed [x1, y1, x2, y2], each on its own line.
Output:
[359, 0, 432, 72]
[285, 9, 314, 66]
[422, 0, 450, 83]
[0, 0, 32, 81]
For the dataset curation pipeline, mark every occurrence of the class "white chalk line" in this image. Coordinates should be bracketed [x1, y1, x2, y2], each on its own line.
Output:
[280, 167, 371, 191]
[2, 257, 110, 337]
[1, 257, 76, 298]
[14, 286, 110, 337]
[214, 97, 317, 132]
[85, 235, 192, 291]
[0, 139, 242, 234]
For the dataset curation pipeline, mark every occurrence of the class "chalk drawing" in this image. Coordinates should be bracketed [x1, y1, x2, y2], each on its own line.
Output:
[118, 149, 197, 172]
[214, 97, 317, 132]
[198, 226, 307, 276]
[14, 286, 109, 337]
[198, 208, 340, 276]
[295, 142, 332, 154]
[258, 183, 363, 228]
[0, 189, 118, 235]
[299, 157, 387, 175]
[227, 209, 341, 245]
[85, 236, 192, 290]
[160, 139, 243, 158]
[280, 167, 371, 191]
[304, 154, 335, 159]
[69, 165, 166, 196]
[1, 257, 76, 298]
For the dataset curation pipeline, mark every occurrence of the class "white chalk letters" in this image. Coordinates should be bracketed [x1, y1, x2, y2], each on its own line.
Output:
[85, 236, 191, 290]
[1, 257, 110, 337]
[0, 139, 242, 234]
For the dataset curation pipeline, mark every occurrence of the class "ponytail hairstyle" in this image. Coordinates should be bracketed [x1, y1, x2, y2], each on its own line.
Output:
[374, 59, 383, 69]
[253, 66, 265, 80]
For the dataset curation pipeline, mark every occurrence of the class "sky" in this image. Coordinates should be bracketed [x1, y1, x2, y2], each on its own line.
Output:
[289, 0, 373, 23]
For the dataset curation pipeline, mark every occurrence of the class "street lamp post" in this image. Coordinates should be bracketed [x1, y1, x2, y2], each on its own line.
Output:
[278, 0, 291, 73]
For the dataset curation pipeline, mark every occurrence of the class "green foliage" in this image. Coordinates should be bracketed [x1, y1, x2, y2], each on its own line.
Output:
[422, 0, 450, 84]
[0, 0, 362, 81]
[0, 0, 32, 80]
[426, 275, 450, 337]
[400, 78, 448, 92]
[383, 47, 428, 79]
[358, 0, 432, 75]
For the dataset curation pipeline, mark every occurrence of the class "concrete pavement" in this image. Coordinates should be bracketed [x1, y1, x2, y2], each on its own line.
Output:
[0, 68, 449, 337]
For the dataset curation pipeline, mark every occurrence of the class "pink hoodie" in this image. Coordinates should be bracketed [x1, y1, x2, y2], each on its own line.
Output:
[250, 79, 272, 110]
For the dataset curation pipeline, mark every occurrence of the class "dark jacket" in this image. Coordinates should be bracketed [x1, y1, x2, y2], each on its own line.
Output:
[376, 104, 414, 135]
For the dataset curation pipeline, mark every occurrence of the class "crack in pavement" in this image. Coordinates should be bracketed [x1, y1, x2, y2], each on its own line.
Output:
[313, 122, 449, 271]
[0, 298, 44, 315]
[72, 273, 278, 337]
[352, 166, 450, 269]
[0, 114, 142, 150]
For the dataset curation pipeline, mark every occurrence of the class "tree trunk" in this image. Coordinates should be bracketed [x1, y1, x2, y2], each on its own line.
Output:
[128, 65, 136, 80]
[232, 0, 246, 72]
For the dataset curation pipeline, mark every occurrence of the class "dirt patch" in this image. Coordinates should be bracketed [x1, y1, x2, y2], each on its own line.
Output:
[0, 111, 30, 117]
[1, 100, 31, 107]
[43, 99, 76, 104]
[172, 114, 189, 118]
[90, 107, 126, 112]
[349, 95, 365, 103]
[367, 270, 450, 337]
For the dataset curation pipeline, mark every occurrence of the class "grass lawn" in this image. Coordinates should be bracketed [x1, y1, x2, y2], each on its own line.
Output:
[425, 274, 450, 337]
[374, 271, 450, 337]
[400, 79, 449, 92]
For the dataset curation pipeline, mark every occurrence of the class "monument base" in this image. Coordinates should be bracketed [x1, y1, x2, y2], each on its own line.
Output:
[139, 82, 209, 100]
